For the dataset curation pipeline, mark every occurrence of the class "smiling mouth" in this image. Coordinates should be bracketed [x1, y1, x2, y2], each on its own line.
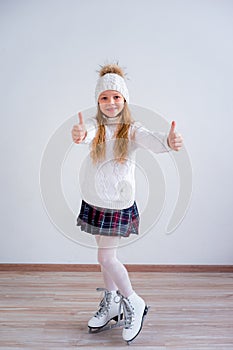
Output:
[106, 108, 117, 111]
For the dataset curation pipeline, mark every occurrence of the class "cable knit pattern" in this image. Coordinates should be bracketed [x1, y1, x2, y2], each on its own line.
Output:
[95, 73, 129, 103]
[79, 117, 170, 209]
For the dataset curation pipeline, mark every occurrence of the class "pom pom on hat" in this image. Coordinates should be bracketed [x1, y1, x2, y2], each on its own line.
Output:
[95, 64, 129, 103]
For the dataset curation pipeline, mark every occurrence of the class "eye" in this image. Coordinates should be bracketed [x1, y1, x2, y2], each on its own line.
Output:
[114, 95, 121, 100]
[100, 96, 108, 101]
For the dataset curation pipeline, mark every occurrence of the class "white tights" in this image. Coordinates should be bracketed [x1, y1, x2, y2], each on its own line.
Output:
[95, 236, 134, 298]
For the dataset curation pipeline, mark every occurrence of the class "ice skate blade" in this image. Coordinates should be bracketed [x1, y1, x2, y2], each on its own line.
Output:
[88, 313, 124, 333]
[126, 305, 150, 345]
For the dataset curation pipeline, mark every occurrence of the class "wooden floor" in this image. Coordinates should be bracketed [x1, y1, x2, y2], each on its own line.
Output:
[0, 271, 233, 349]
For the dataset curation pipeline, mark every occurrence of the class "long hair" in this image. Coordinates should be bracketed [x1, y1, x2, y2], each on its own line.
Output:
[90, 102, 134, 164]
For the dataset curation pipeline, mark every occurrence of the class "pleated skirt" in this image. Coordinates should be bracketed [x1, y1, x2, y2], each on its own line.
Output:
[76, 200, 139, 237]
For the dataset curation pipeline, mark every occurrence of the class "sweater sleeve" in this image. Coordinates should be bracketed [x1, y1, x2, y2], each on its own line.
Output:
[132, 122, 171, 153]
[81, 117, 97, 145]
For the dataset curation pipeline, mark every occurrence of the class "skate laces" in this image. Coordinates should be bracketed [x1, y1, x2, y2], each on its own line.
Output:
[117, 291, 135, 329]
[94, 288, 112, 319]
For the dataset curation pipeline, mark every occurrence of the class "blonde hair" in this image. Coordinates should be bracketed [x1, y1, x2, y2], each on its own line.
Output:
[91, 63, 134, 164]
[91, 102, 134, 164]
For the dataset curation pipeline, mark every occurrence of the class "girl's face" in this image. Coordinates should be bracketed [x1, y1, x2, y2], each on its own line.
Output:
[98, 90, 125, 118]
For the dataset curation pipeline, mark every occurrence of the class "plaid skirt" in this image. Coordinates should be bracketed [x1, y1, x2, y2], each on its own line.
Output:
[76, 200, 139, 237]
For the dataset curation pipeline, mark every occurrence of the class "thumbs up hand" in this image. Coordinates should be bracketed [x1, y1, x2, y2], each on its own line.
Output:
[72, 112, 87, 144]
[167, 121, 183, 151]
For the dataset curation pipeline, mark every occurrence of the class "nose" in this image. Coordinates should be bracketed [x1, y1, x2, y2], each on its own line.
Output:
[108, 97, 115, 104]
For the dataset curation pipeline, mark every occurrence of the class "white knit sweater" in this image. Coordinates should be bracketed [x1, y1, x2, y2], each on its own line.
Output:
[79, 116, 171, 210]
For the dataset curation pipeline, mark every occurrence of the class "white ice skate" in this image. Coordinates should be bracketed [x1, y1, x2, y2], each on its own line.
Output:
[88, 288, 124, 333]
[120, 291, 149, 344]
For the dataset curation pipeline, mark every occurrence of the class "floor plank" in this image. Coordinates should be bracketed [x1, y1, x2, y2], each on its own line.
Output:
[0, 272, 233, 349]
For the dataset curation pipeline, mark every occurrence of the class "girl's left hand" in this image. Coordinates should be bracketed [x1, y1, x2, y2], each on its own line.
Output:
[167, 121, 183, 151]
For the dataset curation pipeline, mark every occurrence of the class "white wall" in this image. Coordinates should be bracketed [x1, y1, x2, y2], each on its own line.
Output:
[1, 0, 233, 264]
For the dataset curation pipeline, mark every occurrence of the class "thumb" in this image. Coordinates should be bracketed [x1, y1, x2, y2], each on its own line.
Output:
[169, 120, 176, 134]
[78, 112, 84, 125]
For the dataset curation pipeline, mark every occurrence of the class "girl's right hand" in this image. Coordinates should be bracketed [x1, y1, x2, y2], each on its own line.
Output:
[71, 112, 87, 143]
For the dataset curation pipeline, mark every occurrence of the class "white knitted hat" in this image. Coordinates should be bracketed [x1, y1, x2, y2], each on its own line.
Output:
[95, 73, 129, 103]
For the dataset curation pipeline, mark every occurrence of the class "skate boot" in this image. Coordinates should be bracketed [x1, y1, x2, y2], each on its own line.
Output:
[121, 291, 149, 344]
[88, 288, 123, 332]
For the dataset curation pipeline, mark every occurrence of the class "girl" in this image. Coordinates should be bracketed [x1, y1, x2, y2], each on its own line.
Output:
[71, 64, 183, 343]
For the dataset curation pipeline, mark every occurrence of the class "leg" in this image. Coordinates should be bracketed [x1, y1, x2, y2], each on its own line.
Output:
[88, 235, 124, 330]
[96, 237, 148, 343]
[96, 236, 134, 298]
[95, 236, 118, 291]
